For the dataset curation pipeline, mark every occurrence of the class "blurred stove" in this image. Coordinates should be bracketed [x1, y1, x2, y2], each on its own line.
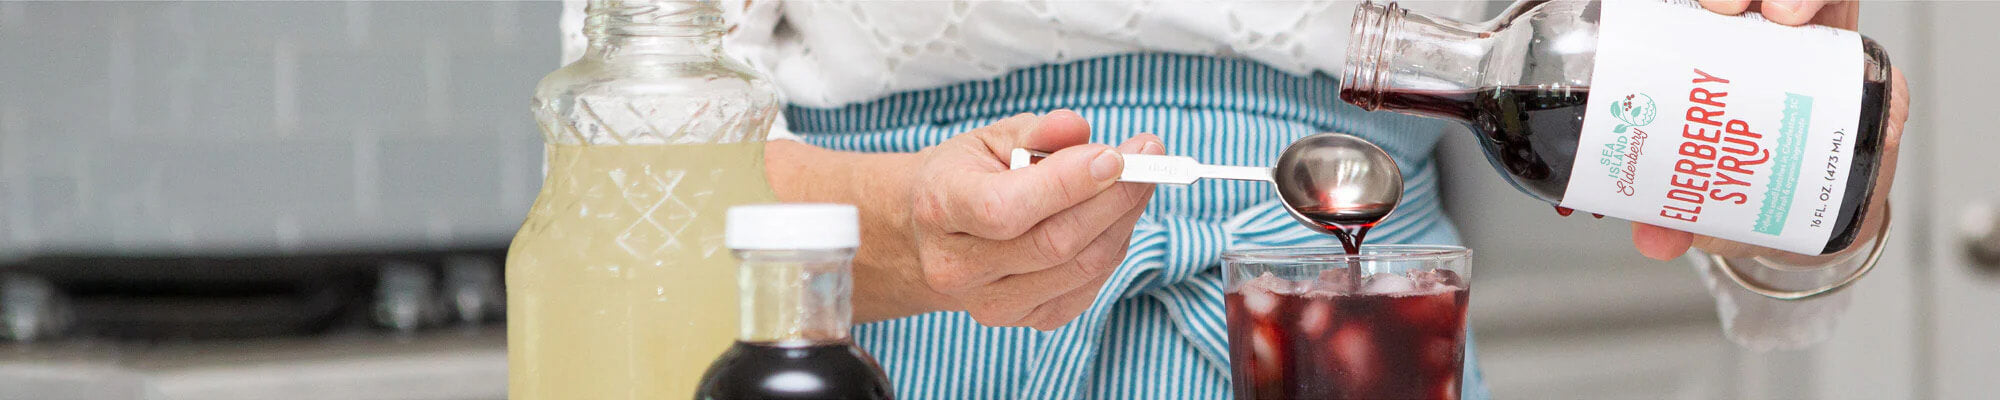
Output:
[0, 249, 508, 400]
[0, 2, 554, 398]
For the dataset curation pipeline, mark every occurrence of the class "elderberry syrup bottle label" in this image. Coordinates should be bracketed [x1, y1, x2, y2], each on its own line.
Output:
[1562, 0, 1864, 254]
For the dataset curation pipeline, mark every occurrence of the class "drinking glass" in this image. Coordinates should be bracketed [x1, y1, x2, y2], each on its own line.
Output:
[1224, 245, 1472, 400]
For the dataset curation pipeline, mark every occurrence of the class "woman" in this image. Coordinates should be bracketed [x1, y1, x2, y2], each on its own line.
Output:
[560, 0, 1907, 397]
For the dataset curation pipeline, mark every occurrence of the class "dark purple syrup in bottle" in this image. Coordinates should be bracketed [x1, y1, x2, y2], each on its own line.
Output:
[1346, 83, 1888, 253]
[695, 341, 894, 400]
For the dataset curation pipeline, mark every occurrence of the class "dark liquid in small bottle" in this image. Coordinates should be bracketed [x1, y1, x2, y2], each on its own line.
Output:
[1353, 82, 1889, 254]
[694, 341, 895, 400]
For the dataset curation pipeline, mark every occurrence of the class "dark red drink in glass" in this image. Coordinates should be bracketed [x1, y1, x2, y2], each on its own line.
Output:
[1223, 246, 1472, 400]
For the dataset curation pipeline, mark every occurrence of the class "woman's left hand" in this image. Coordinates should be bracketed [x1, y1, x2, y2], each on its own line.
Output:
[1629, 0, 1910, 264]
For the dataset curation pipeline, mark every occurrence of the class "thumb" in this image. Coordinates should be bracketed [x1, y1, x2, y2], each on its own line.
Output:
[1757, 0, 1830, 26]
[1631, 222, 1695, 261]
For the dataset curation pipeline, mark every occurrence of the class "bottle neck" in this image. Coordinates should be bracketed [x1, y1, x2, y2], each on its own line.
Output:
[583, 0, 725, 60]
[1340, 1, 1493, 120]
[735, 249, 856, 345]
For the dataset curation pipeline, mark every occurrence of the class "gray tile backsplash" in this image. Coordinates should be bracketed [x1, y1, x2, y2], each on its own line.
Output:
[0, 1, 561, 259]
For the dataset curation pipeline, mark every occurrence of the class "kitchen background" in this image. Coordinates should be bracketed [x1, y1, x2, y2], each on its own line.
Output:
[1, 1, 1995, 399]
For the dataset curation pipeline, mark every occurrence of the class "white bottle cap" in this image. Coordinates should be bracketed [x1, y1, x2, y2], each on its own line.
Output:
[726, 203, 860, 250]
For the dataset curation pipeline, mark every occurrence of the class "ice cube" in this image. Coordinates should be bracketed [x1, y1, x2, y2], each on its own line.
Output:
[1315, 267, 1360, 293]
[1303, 278, 1347, 298]
[1237, 273, 1288, 317]
[1330, 324, 1378, 388]
[1420, 335, 1462, 371]
[1241, 272, 1297, 293]
[1393, 289, 1467, 333]
[1296, 298, 1335, 337]
[1360, 272, 1417, 295]
[1251, 323, 1285, 381]
[1408, 268, 1464, 292]
[1434, 375, 1460, 400]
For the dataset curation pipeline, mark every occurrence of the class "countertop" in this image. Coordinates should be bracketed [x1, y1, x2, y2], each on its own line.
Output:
[0, 329, 505, 400]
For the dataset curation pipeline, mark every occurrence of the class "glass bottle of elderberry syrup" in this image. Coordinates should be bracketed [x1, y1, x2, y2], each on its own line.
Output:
[1341, 0, 1893, 255]
[696, 204, 894, 400]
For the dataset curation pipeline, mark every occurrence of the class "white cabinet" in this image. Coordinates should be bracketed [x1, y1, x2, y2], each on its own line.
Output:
[1821, 2, 2000, 399]
[1796, 3, 2000, 399]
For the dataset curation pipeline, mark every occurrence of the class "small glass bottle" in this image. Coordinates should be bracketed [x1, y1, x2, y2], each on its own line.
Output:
[696, 204, 894, 400]
[1340, 0, 1893, 255]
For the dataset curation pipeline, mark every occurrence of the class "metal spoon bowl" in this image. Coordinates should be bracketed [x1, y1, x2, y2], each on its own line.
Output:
[1272, 133, 1403, 234]
[1009, 132, 1403, 234]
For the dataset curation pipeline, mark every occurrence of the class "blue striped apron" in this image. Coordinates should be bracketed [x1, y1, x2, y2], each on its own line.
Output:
[787, 53, 1489, 400]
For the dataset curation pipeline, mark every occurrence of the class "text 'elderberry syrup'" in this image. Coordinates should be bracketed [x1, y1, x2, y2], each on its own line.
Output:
[1344, 0, 1894, 255]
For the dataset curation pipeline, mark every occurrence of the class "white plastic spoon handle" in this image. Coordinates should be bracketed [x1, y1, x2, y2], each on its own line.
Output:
[1009, 149, 1272, 185]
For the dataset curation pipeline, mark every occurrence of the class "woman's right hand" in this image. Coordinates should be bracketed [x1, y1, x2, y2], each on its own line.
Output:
[912, 111, 1168, 330]
[766, 110, 1161, 330]
[905, 111, 1161, 330]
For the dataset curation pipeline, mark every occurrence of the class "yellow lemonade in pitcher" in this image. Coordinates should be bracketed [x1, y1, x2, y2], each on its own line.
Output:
[508, 143, 776, 398]
[513, 0, 781, 396]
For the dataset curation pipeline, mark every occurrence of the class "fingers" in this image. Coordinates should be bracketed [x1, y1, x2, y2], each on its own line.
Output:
[934, 143, 1121, 239]
[1886, 68, 1909, 173]
[967, 199, 1145, 326]
[1631, 222, 1695, 261]
[1700, 0, 1857, 29]
[1022, 110, 1094, 155]
[908, 108, 1162, 329]
[930, 135, 1160, 329]
[1845, 67, 1907, 248]
[920, 112, 1111, 240]
[930, 110, 1114, 239]
[917, 134, 1158, 300]
[935, 136, 1158, 285]
[1630, 224, 1762, 260]
[974, 110, 1093, 160]
[1758, 0, 1831, 26]
[1013, 140, 1157, 331]
[1698, 0, 1752, 15]
[974, 140, 1159, 269]
[1021, 199, 1149, 331]
[1806, 1, 1859, 29]
[1026, 263, 1115, 331]
[1809, 66, 1906, 255]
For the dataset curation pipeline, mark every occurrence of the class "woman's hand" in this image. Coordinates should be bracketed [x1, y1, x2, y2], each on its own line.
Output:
[907, 111, 1161, 330]
[1630, 0, 1909, 264]
[765, 110, 1161, 330]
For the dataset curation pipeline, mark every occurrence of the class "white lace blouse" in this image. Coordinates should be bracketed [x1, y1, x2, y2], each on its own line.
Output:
[559, 0, 1486, 109]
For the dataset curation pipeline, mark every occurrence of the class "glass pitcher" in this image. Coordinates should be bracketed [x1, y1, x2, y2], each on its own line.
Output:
[507, 0, 781, 398]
